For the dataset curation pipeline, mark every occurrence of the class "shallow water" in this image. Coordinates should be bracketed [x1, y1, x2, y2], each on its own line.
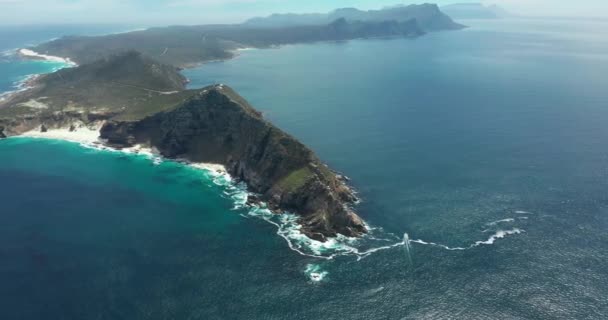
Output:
[1, 18, 608, 319]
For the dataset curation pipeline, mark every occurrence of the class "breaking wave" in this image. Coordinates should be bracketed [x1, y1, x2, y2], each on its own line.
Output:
[87, 141, 529, 263]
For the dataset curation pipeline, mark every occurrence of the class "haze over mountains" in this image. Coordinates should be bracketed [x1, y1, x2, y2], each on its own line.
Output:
[441, 3, 510, 19]
[244, 4, 462, 30]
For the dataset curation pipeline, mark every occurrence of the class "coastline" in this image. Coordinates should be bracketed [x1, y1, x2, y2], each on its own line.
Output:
[0, 74, 40, 102]
[18, 126, 228, 175]
[18, 48, 77, 66]
[0, 49, 75, 103]
[8, 126, 374, 262]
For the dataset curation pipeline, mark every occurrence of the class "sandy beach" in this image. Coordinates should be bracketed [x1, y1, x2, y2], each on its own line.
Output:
[18, 48, 77, 66]
[19, 126, 228, 175]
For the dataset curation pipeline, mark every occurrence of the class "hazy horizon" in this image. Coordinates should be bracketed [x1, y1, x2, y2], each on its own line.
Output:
[0, 1, 607, 27]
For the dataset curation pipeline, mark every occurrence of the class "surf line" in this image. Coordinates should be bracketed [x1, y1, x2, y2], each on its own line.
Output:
[216, 171, 530, 261]
[48, 137, 526, 262]
[237, 200, 526, 261]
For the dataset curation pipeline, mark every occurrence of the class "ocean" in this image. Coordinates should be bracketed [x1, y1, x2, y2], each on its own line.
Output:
[1, 19, 608, 319]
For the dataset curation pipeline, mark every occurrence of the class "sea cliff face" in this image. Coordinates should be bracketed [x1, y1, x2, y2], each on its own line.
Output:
[99, 85, 366, 240]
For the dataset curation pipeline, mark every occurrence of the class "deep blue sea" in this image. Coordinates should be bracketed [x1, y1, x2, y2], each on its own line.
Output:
[1, 19, 608, 319]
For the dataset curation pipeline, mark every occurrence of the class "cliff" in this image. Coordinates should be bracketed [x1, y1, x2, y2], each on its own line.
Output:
[0, 53, 366, 241]
[99, 85, 366, 240]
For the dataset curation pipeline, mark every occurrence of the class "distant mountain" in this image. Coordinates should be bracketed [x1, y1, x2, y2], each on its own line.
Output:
[31, 18, 427, 68]
[244, 4, 465, 31]
[441, 3, 510, 19]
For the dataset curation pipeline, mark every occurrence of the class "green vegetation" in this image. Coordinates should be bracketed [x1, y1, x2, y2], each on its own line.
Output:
[277, 167, 314, 192]
[0, 51, 199, 121]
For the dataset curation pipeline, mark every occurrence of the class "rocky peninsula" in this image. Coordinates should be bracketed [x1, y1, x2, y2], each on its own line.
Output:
[0, 4, 465, 240]
[0, 52, 366, 241]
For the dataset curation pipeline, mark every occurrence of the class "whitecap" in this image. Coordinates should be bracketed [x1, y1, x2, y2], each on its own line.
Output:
[304, 264, 328, 282]
[515, 210, 532, 214]
[486, 218, 516, 226]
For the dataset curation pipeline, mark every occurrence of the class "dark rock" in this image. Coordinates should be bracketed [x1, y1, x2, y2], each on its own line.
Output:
[0, 126, 6, 139]
[99, 121, 137, 147]
[246, 194, 262, 206]
[99, 85, 367, 239]
[40, 125, 48, 132]
[69, 124, 76, 132]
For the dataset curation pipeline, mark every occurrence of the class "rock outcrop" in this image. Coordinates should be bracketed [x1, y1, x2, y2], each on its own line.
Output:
[100, 85, 367, 240]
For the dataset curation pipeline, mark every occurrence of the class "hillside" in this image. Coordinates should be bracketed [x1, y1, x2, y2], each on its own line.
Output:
[0, 53, 366, 240]
[0, 51, 197, 124]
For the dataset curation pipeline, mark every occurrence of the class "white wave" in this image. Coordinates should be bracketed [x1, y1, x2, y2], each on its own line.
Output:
[8, 134, 529, 267]
[0, 74, 40, 101]
[486, 218, 516, 226]
[410, 229, 525, 251]
[1, 48, 17, 57]
[304, 264, 328, 282]
[1, 49, 76, 100]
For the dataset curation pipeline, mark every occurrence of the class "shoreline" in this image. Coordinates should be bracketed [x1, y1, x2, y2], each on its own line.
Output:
[18, 49, 77, 67]
[18, 126, 229, 175]
[7, 126, 528, 268]
[0, 49, 76, 103]
[9, 126, 369, 258]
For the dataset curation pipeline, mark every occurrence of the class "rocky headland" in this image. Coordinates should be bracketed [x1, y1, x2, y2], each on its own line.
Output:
[0, 52, 366, 241]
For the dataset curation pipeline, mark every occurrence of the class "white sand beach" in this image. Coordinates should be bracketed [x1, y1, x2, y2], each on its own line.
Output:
[18, 49, 77, 66]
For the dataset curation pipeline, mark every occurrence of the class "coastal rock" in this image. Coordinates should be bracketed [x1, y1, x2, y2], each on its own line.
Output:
[100, 85, 367, 239]
[0, 126, 6, 139]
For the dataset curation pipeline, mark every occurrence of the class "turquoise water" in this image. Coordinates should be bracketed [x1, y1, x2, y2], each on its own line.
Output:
[2, 19, 608, 319]
[0, 58, 67, 98]
[0, 25, 138, 97]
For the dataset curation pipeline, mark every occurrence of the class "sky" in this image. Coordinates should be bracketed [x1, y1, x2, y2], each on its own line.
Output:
[0, 0, 606, 26]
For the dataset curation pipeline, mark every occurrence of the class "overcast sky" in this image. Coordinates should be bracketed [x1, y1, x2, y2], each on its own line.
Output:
[0, 0, 606, 26]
